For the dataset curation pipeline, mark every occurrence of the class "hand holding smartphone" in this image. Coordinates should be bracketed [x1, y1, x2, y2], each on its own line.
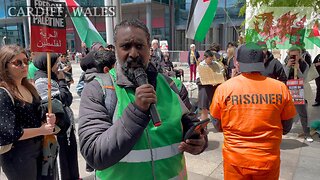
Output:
[290, 55, 296, 60]
[288, 55, 297, 67]
[184, 118, 210, 141]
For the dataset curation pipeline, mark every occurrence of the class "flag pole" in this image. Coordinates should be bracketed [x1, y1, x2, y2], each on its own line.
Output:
[47, 52, 52, 113]
[113, 0, 122, 25]
[105, 0, 114, 45]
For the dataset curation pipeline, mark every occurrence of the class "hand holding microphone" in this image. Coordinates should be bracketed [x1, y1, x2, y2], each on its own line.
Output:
[134, 68, 162, 127]
[134, 84, 156, 111]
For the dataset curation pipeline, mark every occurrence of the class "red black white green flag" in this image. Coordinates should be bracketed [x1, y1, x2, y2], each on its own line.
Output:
[186, 0, 218, 41]
[65, 0, 106, 48]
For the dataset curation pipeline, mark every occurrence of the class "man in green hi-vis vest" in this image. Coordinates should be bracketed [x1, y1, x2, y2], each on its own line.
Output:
[78, 19, 208, 180]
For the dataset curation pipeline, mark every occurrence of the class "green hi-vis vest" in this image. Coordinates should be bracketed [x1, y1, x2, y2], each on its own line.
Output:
[96, 69, 187, 180]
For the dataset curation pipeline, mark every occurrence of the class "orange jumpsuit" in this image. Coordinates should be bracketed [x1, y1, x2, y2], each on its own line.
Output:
[210, 73, 296, 180]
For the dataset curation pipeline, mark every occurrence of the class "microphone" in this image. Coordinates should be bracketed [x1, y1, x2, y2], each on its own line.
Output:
[134, 68, 162, 127]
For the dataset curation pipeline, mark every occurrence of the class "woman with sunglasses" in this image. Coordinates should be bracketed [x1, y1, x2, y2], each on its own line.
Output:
[0, 45, 56, 180]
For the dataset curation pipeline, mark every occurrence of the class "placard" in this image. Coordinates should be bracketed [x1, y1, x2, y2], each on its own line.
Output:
[198, 62, 225, 86]
[30, 0, 66, 53]
[287, 79, 305, 104]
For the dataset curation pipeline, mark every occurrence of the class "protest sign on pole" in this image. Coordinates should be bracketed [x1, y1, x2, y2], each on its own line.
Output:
[30, 0, 67, 113]
[31, 0, 67, 53]
[29, 1, 66, 177]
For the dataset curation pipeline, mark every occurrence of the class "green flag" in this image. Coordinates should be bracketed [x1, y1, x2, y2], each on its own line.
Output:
[186, 0, 219, 41]
[66, 0, 106, 48]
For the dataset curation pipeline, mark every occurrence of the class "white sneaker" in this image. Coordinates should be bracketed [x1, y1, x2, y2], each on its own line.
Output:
[305, 136, 314, 143]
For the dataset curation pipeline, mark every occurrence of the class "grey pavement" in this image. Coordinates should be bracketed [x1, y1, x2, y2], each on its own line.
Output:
[2, 62, 320, 180]
[71, 62, 320, 180]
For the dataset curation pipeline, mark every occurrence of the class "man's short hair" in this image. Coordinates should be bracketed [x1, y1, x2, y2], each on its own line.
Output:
[114, 19, 150, 46]
[190, 44, 195, 48]
[152, 39, 159, 45]
[288, 45, 302, 54]
[80, 51, 96, 72]
[204, 50, 213, 57]
[94, 50, 116, 73]
[210, 43, 221, 52]
[91, 42, 104, 51]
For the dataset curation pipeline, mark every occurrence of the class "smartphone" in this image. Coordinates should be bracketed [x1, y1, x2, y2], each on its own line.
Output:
[290, 55, 296, 60]
[184, 118, 210, 141]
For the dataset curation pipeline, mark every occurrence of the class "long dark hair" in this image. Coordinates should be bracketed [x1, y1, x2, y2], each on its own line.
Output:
[0, 45, 40, 103]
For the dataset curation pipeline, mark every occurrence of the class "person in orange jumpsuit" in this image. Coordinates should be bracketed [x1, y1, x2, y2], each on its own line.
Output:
[210, 42, 297, 180]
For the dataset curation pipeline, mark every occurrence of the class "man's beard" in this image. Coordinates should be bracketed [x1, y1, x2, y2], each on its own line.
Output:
[122, 56, 146, 86]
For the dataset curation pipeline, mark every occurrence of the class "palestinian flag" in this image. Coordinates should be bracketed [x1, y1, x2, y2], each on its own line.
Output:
[186, 0, 218, 41]
[307, 20, 320, 48]
[66, 0, 106, 48]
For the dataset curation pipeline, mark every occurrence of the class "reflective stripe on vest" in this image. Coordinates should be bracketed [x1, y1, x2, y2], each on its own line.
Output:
[97, 168, 187, 180]
[96, 69, 187, 180]
[120, 143, 180, 163]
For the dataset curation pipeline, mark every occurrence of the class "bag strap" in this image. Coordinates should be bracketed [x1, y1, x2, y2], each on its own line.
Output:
[162, 75, 181, 95]
[0, 87, 14, 105]
[94, 73, 117, 118]
[0, 87, 14, 154]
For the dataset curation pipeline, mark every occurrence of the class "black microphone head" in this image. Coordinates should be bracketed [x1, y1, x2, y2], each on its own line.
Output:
[134, 68, 148, 86]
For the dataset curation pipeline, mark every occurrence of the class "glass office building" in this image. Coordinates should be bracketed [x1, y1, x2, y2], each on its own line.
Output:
[0, 0, 28, 47]
[0, 0, 245, 51]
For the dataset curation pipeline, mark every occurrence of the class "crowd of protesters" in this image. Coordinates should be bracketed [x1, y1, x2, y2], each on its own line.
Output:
[0, 38, 117, 179]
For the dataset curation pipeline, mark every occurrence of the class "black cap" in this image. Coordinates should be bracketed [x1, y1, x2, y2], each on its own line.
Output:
[80, 51, 96, 71]
[237, 42, 265, 73]
[91, 42, 104, 51]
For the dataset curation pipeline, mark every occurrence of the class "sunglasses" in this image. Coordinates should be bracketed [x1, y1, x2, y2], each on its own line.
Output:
[9, 58, 30, 67]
